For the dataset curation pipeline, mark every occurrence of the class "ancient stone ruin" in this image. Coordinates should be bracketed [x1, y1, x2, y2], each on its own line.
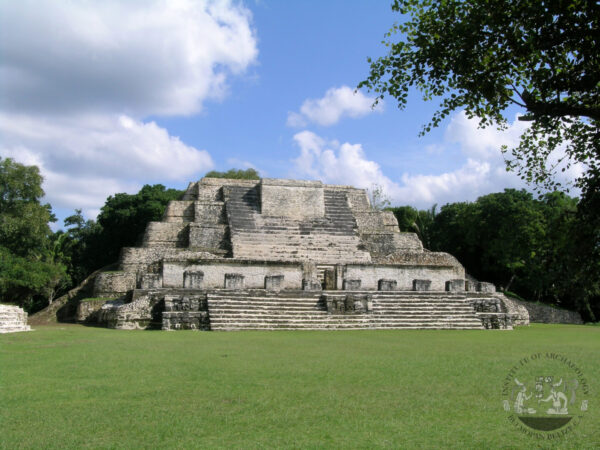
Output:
[84, 177, 527, 330]
[0, 304, 31, 333]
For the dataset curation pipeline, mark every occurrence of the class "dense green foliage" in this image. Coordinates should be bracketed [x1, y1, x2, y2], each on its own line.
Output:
[57, 185, 183, 288]
[0, 158, 67, 310]
[1, 325, 598, 448]
[360, 0, 600, 193]
[95, 184, 183, 264]
[204, 168, 260, 179]
[390, 204, 437, 249]
[390, 189, 598, 320]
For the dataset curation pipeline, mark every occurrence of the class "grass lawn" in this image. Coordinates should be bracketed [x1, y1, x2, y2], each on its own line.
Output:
[1, 324, 598, 449]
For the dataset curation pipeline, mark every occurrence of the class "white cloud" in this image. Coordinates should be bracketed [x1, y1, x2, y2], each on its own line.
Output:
[292, 113, 582, 209]
[0, 113, 213, 217]
[287, 86, 382, 127]
[291, 130, 400, 197]
[445, 112, 584, 189]
[445, 111, 528, 159]
[290, 112, 572, 209]
[0, 0, 257, 220]
[0, 0, 258, 117]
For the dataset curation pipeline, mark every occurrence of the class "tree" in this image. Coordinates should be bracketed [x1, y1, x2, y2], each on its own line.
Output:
[359, 0, 599, 192]
[94, 185, 183, 268]
[389, 206, 419, 232]
[568, 181, 600, 320]
[389, 204, 437, 248]
[58, 209, 103, 286]
[0, 157, 54, 257]
[0, 158, 67, 311]
[367, 184, 391, 210]
[204, 168, 260, 180]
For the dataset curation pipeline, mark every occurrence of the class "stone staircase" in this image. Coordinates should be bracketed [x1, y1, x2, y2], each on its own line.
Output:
[0, 304, 31, 333]
[225, 186, 371, 263]
[206, 290, 484, 330]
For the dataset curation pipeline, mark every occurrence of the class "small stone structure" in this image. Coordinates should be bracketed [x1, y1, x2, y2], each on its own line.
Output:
[0, 305, 31, 333]
[86, 177, 527, 331]
[510, 299, 583, 324]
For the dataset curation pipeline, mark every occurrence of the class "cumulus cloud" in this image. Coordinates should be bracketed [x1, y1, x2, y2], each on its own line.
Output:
[291, 130, 400, 196]
[0, 0, 257, 220]
[0, 113, 213, 216]
[287, 86, 382, 127]
[290, 113, 567, 209]
[0, 0, 258, 116]
[292, 113, 583, 209]
[445, 112, 584, 188]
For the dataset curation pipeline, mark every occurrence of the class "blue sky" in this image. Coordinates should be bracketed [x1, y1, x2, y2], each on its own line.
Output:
[0, 0, 580, 228]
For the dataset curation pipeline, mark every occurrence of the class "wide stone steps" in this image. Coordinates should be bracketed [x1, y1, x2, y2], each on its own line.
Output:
[234, 228, 357, 236]
[211, 323, 482, 331]
[232, 237, 363, 246]
[210, 315, 481, 323]
[232, 249, 371, 263]
[210, 299, 473, 309]
[206, 292, 483, 330]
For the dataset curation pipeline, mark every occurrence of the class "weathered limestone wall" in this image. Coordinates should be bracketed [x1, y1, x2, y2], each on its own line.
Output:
[0, 304, 31, 333]
[341, 187, 425, 258]
[119, 248, 219, 273]
[162, 201, 195, 222]
[162, 260, 304, 289]
[97, 293, 163, 330]
[343, 188, 371, 210]
[344, 261, 464, 291]
[498, 295, 530, 326]
[260, 178, 325, 219]
[188, 224, 228, 251]
[354, 210, 399, 234]
[194, 202, 225, 224]
[94, 272, 136, 296]
[510, 298, 583, 324]
[142, 222, 189, 247]
[76, 299, 111, 322]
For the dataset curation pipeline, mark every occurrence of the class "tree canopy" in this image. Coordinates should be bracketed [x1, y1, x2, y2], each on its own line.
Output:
[359, 0, 599, 192]
[0, 158, 67, 310]
[400, 189, 598, 320]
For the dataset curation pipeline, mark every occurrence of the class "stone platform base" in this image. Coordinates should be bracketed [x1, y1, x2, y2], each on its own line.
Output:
[91, 288, 523, 331]
[0, 305, 31, 333]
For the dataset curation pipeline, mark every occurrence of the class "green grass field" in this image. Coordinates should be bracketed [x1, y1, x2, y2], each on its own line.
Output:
[1, 324, 598, 449]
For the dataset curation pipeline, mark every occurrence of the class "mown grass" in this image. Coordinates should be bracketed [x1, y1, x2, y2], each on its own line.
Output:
[1, 325, 598, 449]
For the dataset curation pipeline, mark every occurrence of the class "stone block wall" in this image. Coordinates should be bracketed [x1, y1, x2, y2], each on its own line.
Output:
[194, 202, 226, 224]
[188, 224, 228, 252]
[94, 272, 136, 297]
[161, 260, 303, 289]
[260, 178, 325, 219]
[76, 299, 113, 322]
[497, 295, 530, 326]
[510, 298, 583, 324]
[344, 260, 464, 291]
[142, 222, 189, 248]
[119, 248, 219, 273]
[162, 201, 195, 222]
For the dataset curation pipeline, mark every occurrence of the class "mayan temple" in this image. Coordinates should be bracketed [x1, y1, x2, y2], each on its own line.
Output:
[87, 177, 528, 330]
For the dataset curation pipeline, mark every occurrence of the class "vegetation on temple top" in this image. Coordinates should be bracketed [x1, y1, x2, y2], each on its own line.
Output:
[204, 168, 260, 180]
